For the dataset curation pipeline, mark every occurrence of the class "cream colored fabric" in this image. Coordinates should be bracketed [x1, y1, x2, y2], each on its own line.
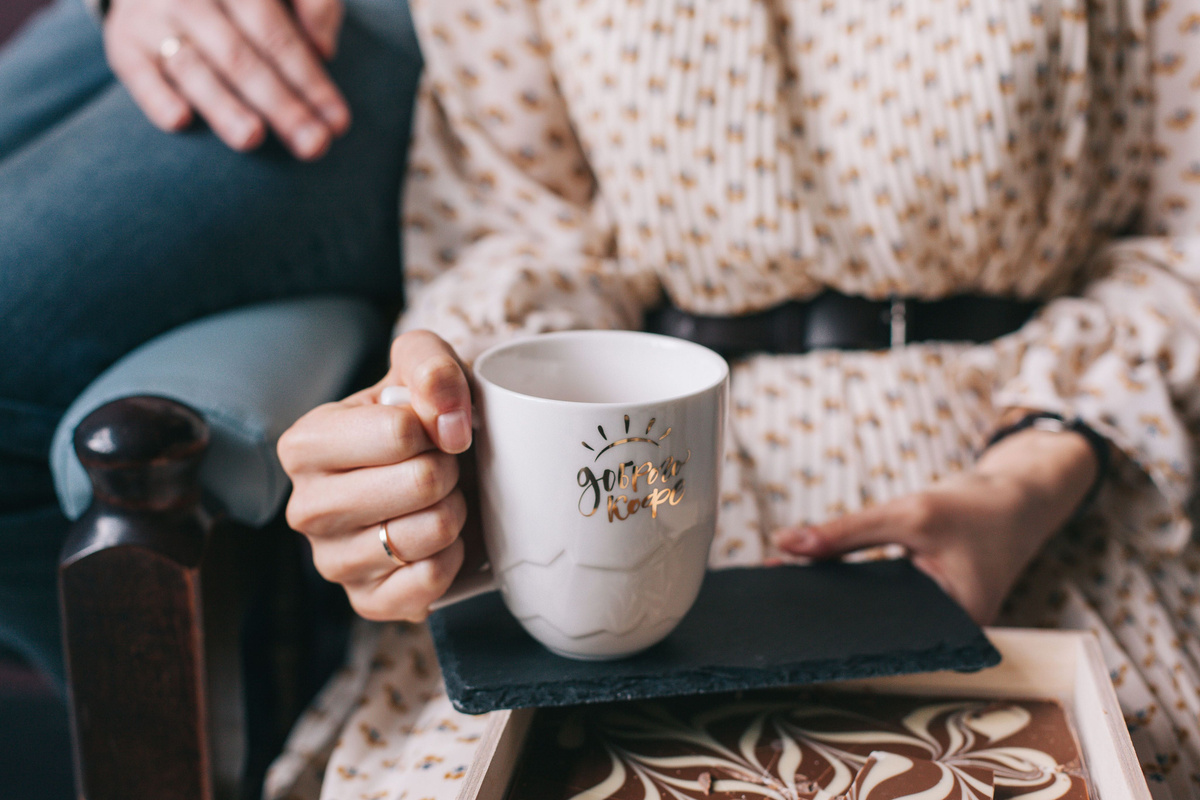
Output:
[266, 1, 1200, 798]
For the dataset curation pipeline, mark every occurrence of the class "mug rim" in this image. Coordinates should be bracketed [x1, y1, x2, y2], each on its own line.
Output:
[473, 330, 729, 408]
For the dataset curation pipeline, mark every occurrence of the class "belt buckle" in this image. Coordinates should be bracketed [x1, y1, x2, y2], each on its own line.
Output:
[888, 297, 907, 349]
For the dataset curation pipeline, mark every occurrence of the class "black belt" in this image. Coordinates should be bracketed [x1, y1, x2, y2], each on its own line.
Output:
[645, 290, 1041, 360]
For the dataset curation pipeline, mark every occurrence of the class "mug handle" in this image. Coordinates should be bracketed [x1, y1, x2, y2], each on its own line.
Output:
[380, 386, 497, 610]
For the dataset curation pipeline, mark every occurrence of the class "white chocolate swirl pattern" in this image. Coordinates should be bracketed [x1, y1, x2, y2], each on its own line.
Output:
[851, 752, 994, 800]
[506, 692, 1088, 800]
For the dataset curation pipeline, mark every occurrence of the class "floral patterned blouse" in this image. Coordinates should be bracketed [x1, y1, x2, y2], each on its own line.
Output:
[265, 1, 1200, 798]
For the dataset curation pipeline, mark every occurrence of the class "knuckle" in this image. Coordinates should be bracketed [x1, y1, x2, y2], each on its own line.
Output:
[276, 416, 320, 472]
[403, 583, 439, 616]
[385, 405, 423, 457]
[427, 496, 465, 550]
[284, 491, 318, 533]
[310, 545, 351, 584]
[404, 455, 438, 498]
[437, 453, 462, 495]
[388, 334, 411, 365]
[259, 23, 301, 59]
[413, 358, 465, 407]
[392, 329, 438, 361]
[284, 502, 302, 533]
[415, 541, 463, 594]
[237, 3, 276, 39]
[276, 426, 303, 472]
[284, 484, 335, 535]
[278, 404, 338, 471]
[165, 46, 203, 80]
[170, 43, 199, 71]
[220, 39, 260, 81]
[403, 453, 457, 503]
[348, 591, 391, 622]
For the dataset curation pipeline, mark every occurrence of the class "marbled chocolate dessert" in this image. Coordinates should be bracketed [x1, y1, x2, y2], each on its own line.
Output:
[506, 690, 1088, 800]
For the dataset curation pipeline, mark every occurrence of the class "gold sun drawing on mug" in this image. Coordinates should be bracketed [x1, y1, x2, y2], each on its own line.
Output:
[581, 415, 672, 461]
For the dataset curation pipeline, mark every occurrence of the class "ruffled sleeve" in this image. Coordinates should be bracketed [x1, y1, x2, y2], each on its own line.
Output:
[958, 1, 1200, 557]
[397, 0, 661, 364]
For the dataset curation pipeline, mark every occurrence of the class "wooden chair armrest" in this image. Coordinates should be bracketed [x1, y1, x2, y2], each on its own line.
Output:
[59, 396, 246, 800]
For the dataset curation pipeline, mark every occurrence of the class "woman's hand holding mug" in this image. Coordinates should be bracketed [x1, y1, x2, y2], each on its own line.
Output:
[280, 329, 728, 660]
[278, 331, 475, 622]
[104, 0, 351, 159]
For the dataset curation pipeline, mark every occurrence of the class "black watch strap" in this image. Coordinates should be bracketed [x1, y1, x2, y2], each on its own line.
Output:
[984, 412, 1111, 524]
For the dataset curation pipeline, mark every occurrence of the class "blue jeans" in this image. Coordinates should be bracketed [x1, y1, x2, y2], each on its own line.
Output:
[0, 0, 420, 685]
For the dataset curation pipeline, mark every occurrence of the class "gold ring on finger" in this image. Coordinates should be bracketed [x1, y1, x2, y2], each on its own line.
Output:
[159, 34, 185, 61]
[379, 522, 408, 568]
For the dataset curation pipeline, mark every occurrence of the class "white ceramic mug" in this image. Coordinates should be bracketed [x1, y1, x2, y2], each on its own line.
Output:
[384, 330, 728, 659]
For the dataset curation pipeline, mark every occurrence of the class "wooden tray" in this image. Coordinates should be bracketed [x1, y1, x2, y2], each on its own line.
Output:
[454, 628, 1149, 800]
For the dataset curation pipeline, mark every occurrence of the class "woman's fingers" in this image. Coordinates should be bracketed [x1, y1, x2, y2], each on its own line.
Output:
[772, 475, 1034, 624]
[105, 42, 193, 131]
[218, 0, 350, 134]
[773, 494, 938, 558]
[346, 538, 466, 623]
[156, 33, 268, 151]
[381, 490, 469, 563]
[286, 450, 460, 537]
[388, 331, 474, 454]
[291, 0, 345, 60]
[103, 0, 348, 159]
[308, 491, 468, 586]
[278, 401, 436, 474]
[166, 0, 329, 157]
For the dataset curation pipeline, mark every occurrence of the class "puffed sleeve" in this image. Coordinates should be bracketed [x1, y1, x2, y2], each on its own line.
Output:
[958, 2, 1200, 557]
[396, 0, 661, 364]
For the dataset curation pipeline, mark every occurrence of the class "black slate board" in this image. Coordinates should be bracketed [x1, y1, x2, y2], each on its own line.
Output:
[429, 560, 1001, 715]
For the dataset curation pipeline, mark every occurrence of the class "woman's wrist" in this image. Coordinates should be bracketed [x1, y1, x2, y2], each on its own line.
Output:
[976, 417, 1103, 531]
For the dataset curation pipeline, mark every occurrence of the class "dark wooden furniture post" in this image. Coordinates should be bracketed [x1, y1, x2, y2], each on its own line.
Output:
[59, 396, 246, 800]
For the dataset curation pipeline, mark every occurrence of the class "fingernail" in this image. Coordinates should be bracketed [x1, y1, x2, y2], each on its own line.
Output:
[438, 410, 472, 453]
[294, 123, 329, 158]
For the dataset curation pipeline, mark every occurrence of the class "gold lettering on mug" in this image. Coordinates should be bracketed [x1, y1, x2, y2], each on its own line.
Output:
[577, 416, 692, 524]
[604, 479, 686, 521]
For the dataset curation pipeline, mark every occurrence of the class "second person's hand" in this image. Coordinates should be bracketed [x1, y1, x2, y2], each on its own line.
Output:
[104, 0, 351, 159]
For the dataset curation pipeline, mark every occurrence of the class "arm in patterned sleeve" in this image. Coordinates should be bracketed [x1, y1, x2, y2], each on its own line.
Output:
[396, 0, 661, 365]
[959, 1, 1200, 557]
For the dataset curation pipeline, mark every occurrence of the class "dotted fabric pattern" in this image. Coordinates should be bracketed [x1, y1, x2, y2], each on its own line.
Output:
[265, 1, 1200, 798]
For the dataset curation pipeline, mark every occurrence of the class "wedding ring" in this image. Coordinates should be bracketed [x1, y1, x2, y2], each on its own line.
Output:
[159, 35, 184, 61]
[379, 522, 408, 568]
